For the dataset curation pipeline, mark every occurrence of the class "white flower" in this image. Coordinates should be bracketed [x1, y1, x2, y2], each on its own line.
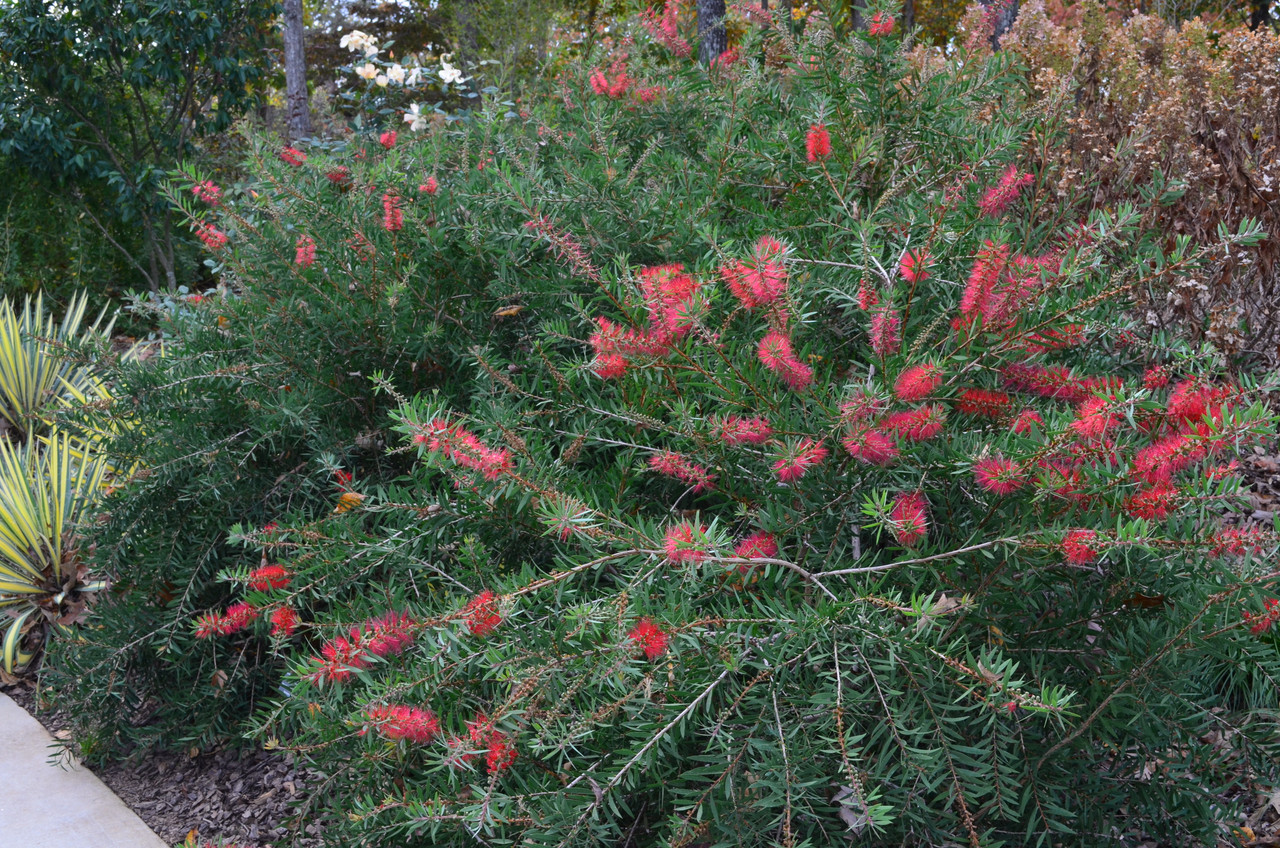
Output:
[375, 74, 389, 87]
[340, 29, 378, 57]
[355, 62, 378, 81]
[403, 103, 429, 132]
[387, 63, 405, 84]
[405, 66, 424, 87]
[439, 60, 467, 86]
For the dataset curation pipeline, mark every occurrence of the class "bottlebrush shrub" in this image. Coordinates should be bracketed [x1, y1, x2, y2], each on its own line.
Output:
[163, 9, 1279, 848]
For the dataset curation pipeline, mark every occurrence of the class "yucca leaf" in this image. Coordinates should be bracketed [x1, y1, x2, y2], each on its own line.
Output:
[1, 608, 34, 674]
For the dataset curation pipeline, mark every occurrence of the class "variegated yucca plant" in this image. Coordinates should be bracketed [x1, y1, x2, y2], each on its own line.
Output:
[0, 291, 113, 438]
[0, 432, 109, 673]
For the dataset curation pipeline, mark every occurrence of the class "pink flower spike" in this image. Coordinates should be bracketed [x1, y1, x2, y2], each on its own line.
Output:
[628, 618, 671, 660]
[734, 531, 779, 560]
[888, 492, 929, 547]
[973, 457, 1025, 495]
[773, 438, 828, 483]
[1062, 529, 1101, 564]
[806, 123, 832, 162]
[899, 250, 929, 283]
[893, 363, 942, 403]
[714, 415, 774, 445]
[664, 521, 709, 564]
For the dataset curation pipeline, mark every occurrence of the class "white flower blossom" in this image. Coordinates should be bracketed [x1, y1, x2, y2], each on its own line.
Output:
[439, 58, 467, 85]
[355, 62, 378, 81]
[375, 74, 389, 87]
[403, 103, 429, 131]
[387, 63, 405, 84]
[340, 29, 379, 57]
[405, 66, 424, 87]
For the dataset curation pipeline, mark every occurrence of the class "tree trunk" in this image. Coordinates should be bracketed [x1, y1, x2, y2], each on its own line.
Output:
[902, 0, 915, 33]
[282, 0, 311, 140]
[847, 0, 866, 32]
[981, 0, 1018, 49]
[697, 0, 727, 65]
[455, 0, 481, 96]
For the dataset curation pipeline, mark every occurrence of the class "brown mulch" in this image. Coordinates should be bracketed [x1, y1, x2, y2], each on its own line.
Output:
[0, 680, 325, 847]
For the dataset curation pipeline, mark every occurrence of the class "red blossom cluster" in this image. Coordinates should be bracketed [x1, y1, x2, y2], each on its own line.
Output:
[628, 617, 671, 659]
[773, 438, 828, 483]
[974, 456, 1025, 495]
[270, 606, 300, 637]
[465, 714, 519, 773]
[757, 330, 814, 390]
[806, 123, 832, 162]
[649, 450, 716, 492]
[419, 176, 439, 195]
[379, 130, 397, 149]
[1242, 599, 1279, 635]
[414, 419, 514, 480]
[307, 611, 418, 685]
[899, 250, 930, 283]
[956, 388, 1013, 418]
[195, 222, 228, 251]
[664, 521, 709, 564]
[734, 531, 778, 559]
[889, 492, 929, 547]
[525, 214, 601, 282]
[295, 235, 317, 267]
[363, 704, 439, 744]
[326, 166, 351, 186]
[194, 601, 259, 638]
[1123, 483, 1179, 520]
[868, 11, 895, 35]
[464, 590, 503, 636]
[1210, 527, 1268, 556]
[713, 414, 773, 445]
[868, 305, 901, 357]
[639, 0, 691, 56]
[249, 564, 291, 591]
[1062, 529, 1101, 564]
[192, 181, 221, 205]
[722, 235, 789, 312]
[589, 263, 702, 378]
[589, 59, 632, 98]
[382, 192, 403, 231]
[978, 165, 1034, 217]
[894, 363, 943, 402]
[279, 146, 307, 166]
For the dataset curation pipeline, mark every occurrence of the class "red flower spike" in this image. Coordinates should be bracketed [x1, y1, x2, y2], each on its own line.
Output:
[295, 235, 317, 268]
[843, 428, 899, 466]
[714, 415, 773, 445]
[664, 521, 710, 564]
[628, 617, 671, 660]
[773, 438, 828, 483]
[648, 451, 716, 492]
[878, 405, 947, 442]
[365, 704, 440, 744]
[806, 123, 832, 162]
[1062, 530, 1101, 564]
[868, 11, 895, 35]
[379, 130, 397, 149]
[869, 306, 901, 357]
[279, 146, 307, 166]
[270, 606, 300, 637]
[464, 590, 503, 637]
[898, 250, 929, 283]
[382, 192, 404, 231]
[973, 457, 1025, 495]
[420, 176, 439, 195]
[889, 493, 929, 547]
[978, 165, 1033, 218]
[757, 331, 813, 390]
[192, 181, 221, 206]
[1011, 408, 1044, 434]
[957, 388, 1013, 419]
[894, 364, 942, 403]
[734, 531, 778, 560]
[249, 564, 291, 591]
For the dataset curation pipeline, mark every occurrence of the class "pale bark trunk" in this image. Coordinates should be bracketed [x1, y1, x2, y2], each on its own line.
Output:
[282, 0, 311, 140]
[981, 0, 1018, 49]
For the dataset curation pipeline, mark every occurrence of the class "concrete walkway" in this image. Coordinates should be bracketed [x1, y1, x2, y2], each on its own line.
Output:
[0, 693, 167, 847]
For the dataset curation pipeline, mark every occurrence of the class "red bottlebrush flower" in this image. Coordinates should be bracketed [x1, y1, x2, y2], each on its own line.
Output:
[485, 732, 518, 773]
[757, 330, 814, 390]
[714, 414, 773, 445]
[639, 263, 702, 338]
[419, 176, 439, 195]
[879, 404, 947, 442]
[856, 278, 880, 310]
[868, 11, 895, 35]
[898, 250, 929, 283]
[326, 166, 352, 186]
[195, 222, 228, 251]
[366, 611, 417, 657]
[723, 236, 789, 310]
[295, 235, 317, 268]
[839, 390, 887, 424]
[589, 59, 632, 98]
[1131, 433, 1205, 484]
[806, 123, 832, 162]
[639, 0, 692, 57]
[1123, 483, 1179, 521]
[194, 612, 222, 639]
[192, 181, 221, 205]
[960, 240, 1011, 325]
[1165, 379, 1233, 427]
[197, 601, 260, 638]
[1243, 598, 1279, 635]
[249, 564, 291, 591]
[1011, 408, 1044, 434]
[1070, 395, 1122, 441]
[382, 192, 404, 231]
[893, 363, 942, 403]
[379, 130, 397, 149]
[868, 305, 901, 357]
[593, 353, 630, 379]
[1062, 530, 1101, 564]
[973, 457, 1025, 495]
[365, 705, 441, 744]
[270, 606, 300, 637]
[279, 146, 307, 166]
[735, 531, 779, 560]
[307, 611, 419, 682]
[664, 521, 710, 564]
[648, 450, 716, 492]
[464, 590, 503, 637]
[712, 47, 739, 69]
[978, 165, 1034, 218]
[262, 522, 280, 534]
[888, 492, 929, 547]
[1211, 527, 1267, 557]
[843, 428, 899, 466]
[634, 85, 665, 103]
[773, 438, 828, 483]
[1142, 365, 1171, 390]
[628, 617, 671, 660]
[956, 388, 1012, 419]
[1001, 363, 1082, 401]
[417, 419, 514, 480]
[334, 469, 353, 489]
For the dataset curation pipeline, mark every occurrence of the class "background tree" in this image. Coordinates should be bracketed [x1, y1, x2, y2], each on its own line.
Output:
[697, 0, 727, 63]
[0, 0, 278, 292]
[283, 0, 312, 139]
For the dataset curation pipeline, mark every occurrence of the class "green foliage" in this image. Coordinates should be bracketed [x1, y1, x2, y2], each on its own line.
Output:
[47, 5, 1280, 846]
[0, 0, 279, 291]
